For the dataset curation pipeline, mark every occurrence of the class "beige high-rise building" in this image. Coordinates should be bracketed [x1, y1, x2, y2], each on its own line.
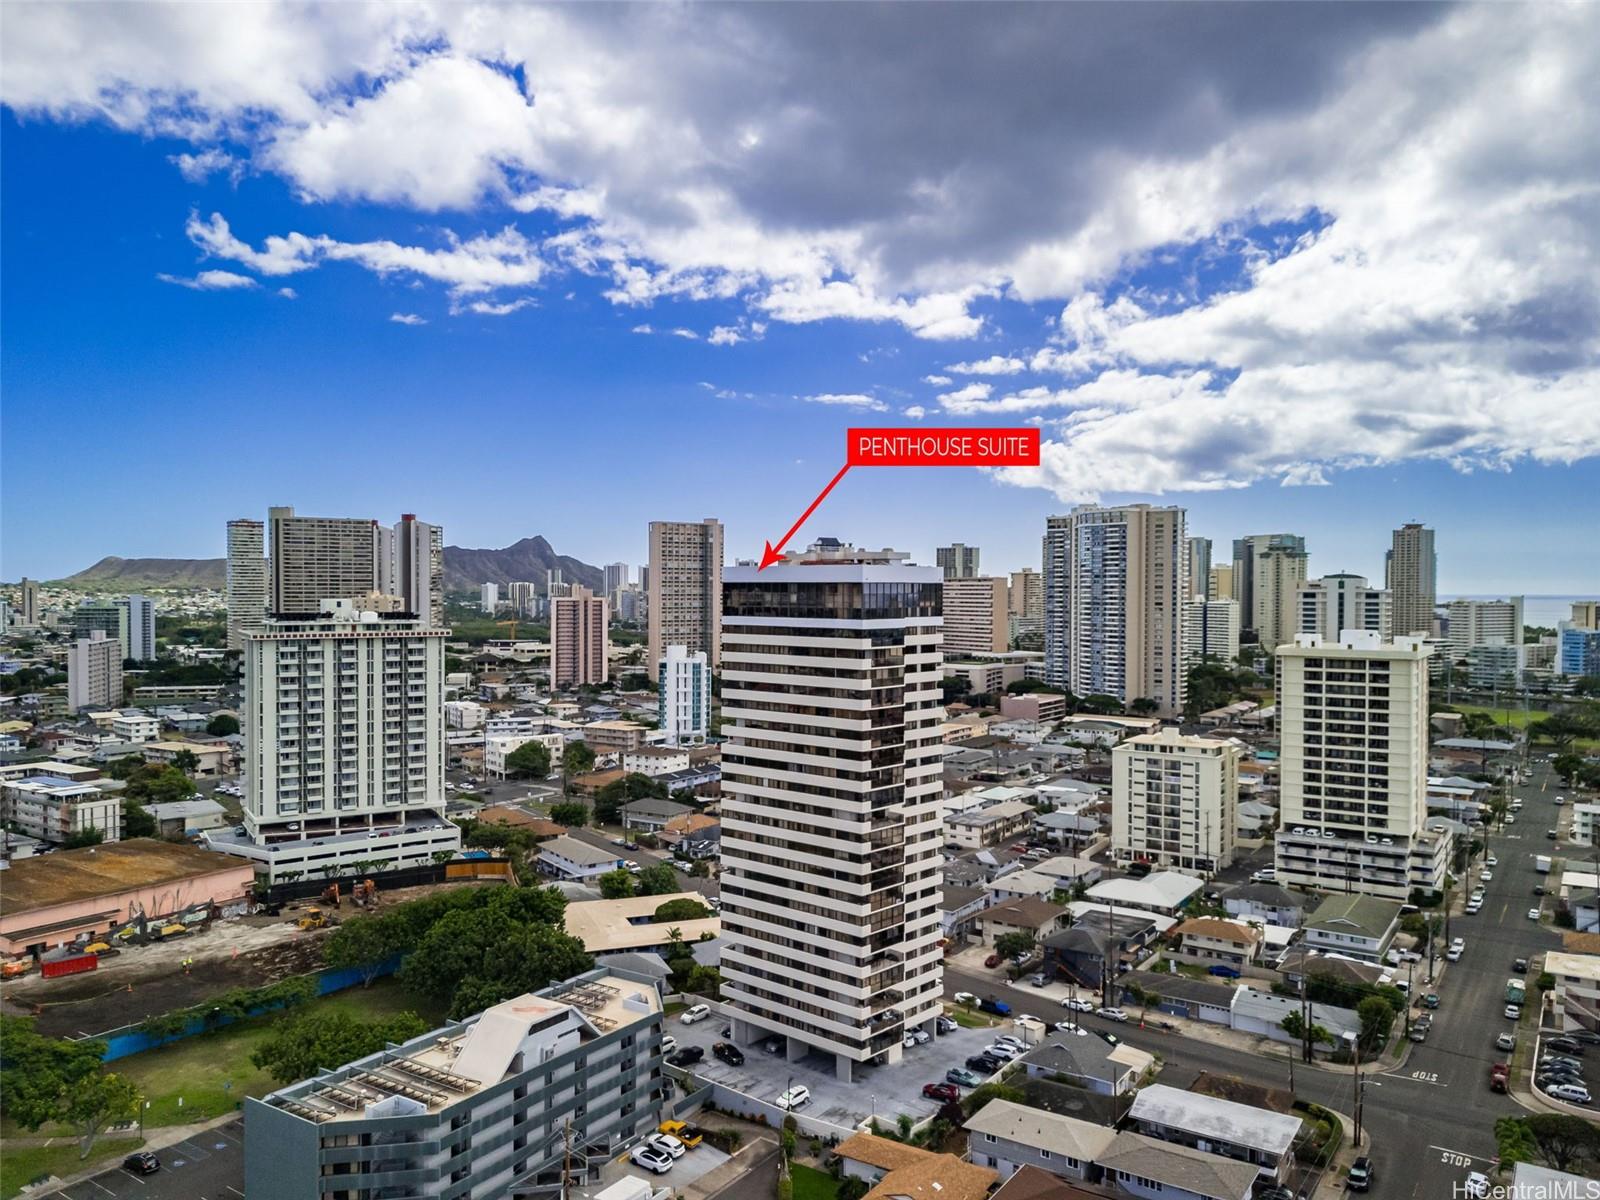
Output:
[943, 576, 1009, 656]
[1209, 564, 1234, 602]
[19, 577, 40, 626]
[1181, 597, 1241, 669]
[1254, 547, 1309, 653]
[647, 519, 723, 683]
[268, 506, 381, 614]
[1008, 568, 1044, 618]
[1571, 601, 1599, 631]
[226, 519, 267, 649]
[936, 543, 981, 579]
[1386, 523, 1437, 637]
[1445, 596, 1523, 657]
[1273, 632, 1445, 901]
[1043, 504, 1187, 715]
[1185, 538, 1212, 600]
[1231, 534, 1305, 643]
[68, 630, 123, 712]
[551, 585, 609, 687]
[1112, 729, 1240, 873]
[1297, 574, 1390, 641]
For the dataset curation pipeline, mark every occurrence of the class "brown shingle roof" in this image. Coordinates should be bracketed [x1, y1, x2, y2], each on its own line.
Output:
[835, 1133, 934, 1173]
[981, 897, 1067, 928]
[865, 1157, 996, 1200]
[990, 1166, 1103, 1200]
[1172, 917, 1261, 944]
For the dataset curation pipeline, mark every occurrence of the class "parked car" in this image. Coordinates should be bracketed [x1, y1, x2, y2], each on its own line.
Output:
[935, 1016, 958, 1035]
[631, 1146, 674, 1174]
[984, 1043, 1023, 1061]
[1095, 1007, 1129, 1022]
[953, 992, 977, 1005]
[1062, 997, 1096, 1012]
[1564, 1030, 1600, 1045]
[910, 1027, 932, 1044]
[1251, 868, 1276, 883]
[1421, 993, 1440, 1009]
[993, 1033, 1028, 1049]
[1207, 965, 1241, 979]
[680, 1004, 712, 1024]
[1496, 1032, 1516, 1051]
[946, 1067, 982, 1087]
[658, 1121, 704, 1149]
[1540, 1052, 1583, 1068]
[1013, 1014, 1045, 1033]
[1546, 1037, 1585, 1055]
[1529, 907, 1543, 920]
[1446, 946, 1464, 961]
[923, 1082, 960, 1102]
[1513, 958, 1529, 973]
[967, 1053, 1003, 1072]
[762, 1037, 785, 1055]
[1505, 1004, 1523, 1020]
[660, 1035, 677, 1056]
[712, 1042, 744, 1066]
[1546, 1083, 1592, 1105]
[1347, 1156, 1373, 1192]
[984, 954, 1003, 968]
[1030, 972, 1049, 987]
[1533, 884, 1546, 896]
[1480, 870, 1494, 882]
[777, 1086, 811, 1110]
[667, 1047, 705, 1067]
[123, 1153, 160, 1176]
[1465, 1171, 1490, 1198]
[979, 998, 1012, 1016]
[647, 1134, 687, 1160]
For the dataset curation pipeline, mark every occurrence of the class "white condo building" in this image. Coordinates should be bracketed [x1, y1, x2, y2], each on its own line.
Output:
[227, 519, 268, 649]
[718, 542, 945, 1081]
[68, 631, 123, 712]
[480, 582, 499, 613]
[1112, 729, 1241, 874]
[1444, 597, 1524, 657]
[1181, 598, 1241, 669]
[657, 644, 711, 745]
[1042, 504, 1187, 715]
[647, 518, 724, 683]
[1274, 632, 1445, 901]
[213, 598, 459, 882]
[1298, 574, 1391, 641]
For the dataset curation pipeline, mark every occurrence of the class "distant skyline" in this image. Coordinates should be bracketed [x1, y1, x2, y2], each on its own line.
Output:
[2, 4, 1597, 593]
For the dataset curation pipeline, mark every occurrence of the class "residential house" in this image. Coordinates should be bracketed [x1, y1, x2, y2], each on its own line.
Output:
[1125, 1085, 1301, 1183]
[140, 740, 231, 777]
[986, 869, 1065, 904]
[537, 834, 628, 881]
[1042, 912, 1160, 990]
[1222, 883, 1307, 929]
[948, 798, 1039, 849]
[941, 885, 991, 938]
[1085, 871, 1202, 918]
[144, 798, 228, 839]
[659, 812, 719, 850]
[989, 1166, 1106, 1200]
[1097, 1133, 1258, 1200]
[1115, 972, 1235, 1025]
[620, 796, 693, 832]
[1012, 1038, 1152, 1099]
[833, 1133, 999, 1200]
[1228, 988, 1359, 1049]
[1169, 918, 1262, 970]
[1544, 951, 1600, 1033]
[964, 1099, 1118, 1181]
[974, 897, 1070, 948]
[1301, 894, 1400, 964]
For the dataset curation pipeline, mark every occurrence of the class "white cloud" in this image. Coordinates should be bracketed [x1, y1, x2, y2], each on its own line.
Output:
[156, 269, 257, 290]
[903, 405, 927, 419]
[169, 147, 238, 183]
[632, 324, 654, 334]
[277, 286, 297, 299]
[708, 326, 742, 346]
[389, 312, 426, 325]
[670, 327, 699, 340]
[922, 374, 952, 386]
[946, 355, 1026, 376]
[935, 382, 994, 411]
[459, 297, 533, 316]
[803, 393, 887, 412]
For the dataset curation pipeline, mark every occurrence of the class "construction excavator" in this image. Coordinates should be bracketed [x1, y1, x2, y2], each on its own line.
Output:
[350, 878, 379, 907]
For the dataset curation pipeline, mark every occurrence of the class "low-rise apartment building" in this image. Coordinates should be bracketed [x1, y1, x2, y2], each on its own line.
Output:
[111, 710, 161, 743]
[947, 798, 1037, 849]
[965, 1099, 1118, 1181]
[1168, 918, 1262, 969]
[244, 969, 665, 1200]
[621, 746, 691, 778]
[582, 721, 648, 754]
[1, 774, 123, 844]
[484, 732, 564, 780]
[1300, 894, 1400, 964]
[537, 835, 628, 881]
[1544, 951, 1600, 1032]
[141, 740, 231, 777]
[1125, 1085, 1300, 1182]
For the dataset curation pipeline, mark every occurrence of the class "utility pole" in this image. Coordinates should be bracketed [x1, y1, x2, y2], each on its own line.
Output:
[1352, 1037, 1364, 1147]
[1300, 971, 1312, 1065]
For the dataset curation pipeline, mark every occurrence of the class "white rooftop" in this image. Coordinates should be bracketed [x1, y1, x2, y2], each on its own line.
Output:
[1086, 870, 1203, 911]
[1128, 1083, 1301, 1157]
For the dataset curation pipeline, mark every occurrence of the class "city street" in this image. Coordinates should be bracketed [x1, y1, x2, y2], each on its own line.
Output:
[943, 759, 1571, 1197]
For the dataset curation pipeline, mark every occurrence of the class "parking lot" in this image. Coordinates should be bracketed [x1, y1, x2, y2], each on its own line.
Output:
[666, 1008, 1006, 1130]
[33, 1121, 244, 1200]
[611, 1140, 732, 1191]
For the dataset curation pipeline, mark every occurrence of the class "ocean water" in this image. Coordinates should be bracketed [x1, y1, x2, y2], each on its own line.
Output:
[1441, 595, 1595, 629]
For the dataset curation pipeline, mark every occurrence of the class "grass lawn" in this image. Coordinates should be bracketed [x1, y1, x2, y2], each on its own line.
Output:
[791, 1164, 840, 1200]
[1, 1137, 144, 1200]
[944, 1005, 998, 1029]
[663, 1000, 687, 1016]
[112, 977, 444, 1128]
[1453, 702, 1549, 729]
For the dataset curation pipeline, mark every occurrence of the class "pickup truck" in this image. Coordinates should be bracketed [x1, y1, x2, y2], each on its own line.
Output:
[1490, 1062, 1509, 1093]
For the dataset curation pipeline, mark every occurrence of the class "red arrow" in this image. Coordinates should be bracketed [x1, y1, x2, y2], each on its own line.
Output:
[759, 463, 851, 570]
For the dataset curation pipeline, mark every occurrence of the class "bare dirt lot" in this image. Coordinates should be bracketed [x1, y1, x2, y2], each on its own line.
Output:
[3, 879, 481, 1039]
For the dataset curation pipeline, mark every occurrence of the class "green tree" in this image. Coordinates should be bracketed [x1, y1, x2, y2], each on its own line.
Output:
[962, 1082, 1025, 1117]
[1077, 693, 1126, 715]
[206, 713, 240, 737]
[122, 800, 158, 839]
[685, 963, 722, 999]
[653, 898, 711, 922]
[324, 913, 414, 985]
[399, 896, 592, 1018]
[624, 773, 668, 800]
[1524, 1112, 1600, 1173]
[123, 764, 197, 807]
[251, 1009, 429, 1085]
[170, 749, 201, 775]
[549, 802, 589, 827]
[593, 780, 629, 825]
[1129, 697, 1161, 715]
[1280, 1011, 1333, 1048]
[994, 931, 1036, 962]
[1356, 996, 1395, 1052]
[505, 739, 553, 779]
[62, 827, 105, 850]
[0, 1017, 139, 1159]
[636, 862, 680, 896]
[562, 742, 596, 778]
[1553, 753, 1586, 786]
[1004, 678, 1056, 695]
[599, 869, 637, 899]
[942, 676, 972, 703]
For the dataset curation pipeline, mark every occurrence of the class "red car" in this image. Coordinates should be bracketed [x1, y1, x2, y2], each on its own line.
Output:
[984, 954, 1002, 968]
[923, 1083, 960, 1102]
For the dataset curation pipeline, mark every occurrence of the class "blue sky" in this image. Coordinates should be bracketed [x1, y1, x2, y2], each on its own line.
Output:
[2, 5, 1597, 592]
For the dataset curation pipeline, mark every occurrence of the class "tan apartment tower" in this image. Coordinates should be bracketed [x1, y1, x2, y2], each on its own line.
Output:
[647, 519, 723, 682]
[551, 585, 609, 687]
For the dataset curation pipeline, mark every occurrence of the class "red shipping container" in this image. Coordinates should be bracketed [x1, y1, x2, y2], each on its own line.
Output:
[40, 954, 98, 979]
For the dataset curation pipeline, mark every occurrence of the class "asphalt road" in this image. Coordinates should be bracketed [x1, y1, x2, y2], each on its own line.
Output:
[943, 758, 1572, 1199]
[38, 1120, 245, 1200]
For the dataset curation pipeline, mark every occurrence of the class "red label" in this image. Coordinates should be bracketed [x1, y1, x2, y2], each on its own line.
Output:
[847, 427, 1041, 467]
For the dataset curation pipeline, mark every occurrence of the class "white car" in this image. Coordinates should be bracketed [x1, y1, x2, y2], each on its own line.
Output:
[1446, 946, 1463, 962]
[1487, 854, 1498, 866]
[631, 1146, 674, 1174]
[777, 1086, 811, 1110]
[1465, 1172, 1490, 1198]
[1506, 1004, 1523, 1019]
[912, 1027, 932, 1044]
[993, 1034, 1027, 1049]
[1496, 1032, 1516, 1051]
[1480, 869, 1494, 882]
[984, 1043, 1023, 1061]
[1546, 1083, 1592, 1105]
[661, 1035, 678, 1056]
[1013, 1014, 1044, 1031]
[1095, 1007, 1129, 1023]
[647, 1134, 686, 1160]
[1251, 868, 1276, 883]
[1053, 1021, 1088, 1034]
[1062, 997, 1096, 1012]
[1529, 907, 1542, 920]
[953, 991, 978, 1005]
[680, 1004, 712, 1025]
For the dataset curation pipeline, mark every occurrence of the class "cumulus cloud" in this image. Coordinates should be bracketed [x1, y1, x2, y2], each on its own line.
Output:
[946, 355, 1026, 375]
[903, 405, 927, 419]
[631, 324, 653, 334]
[156, 269, 257, 290]
[459, 297, 533, 316]
[389, 312, 426, 325]
[4, 3, 1598, 487]
[277, 286, 297, 299]
[803, 393, 887, 412]
[169, 147, 238, 183]
[670, 327, 699, 340]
